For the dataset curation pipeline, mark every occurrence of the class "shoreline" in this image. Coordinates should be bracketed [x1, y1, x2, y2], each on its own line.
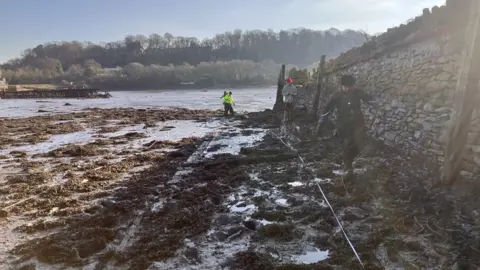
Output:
[96, 84, 276, 92]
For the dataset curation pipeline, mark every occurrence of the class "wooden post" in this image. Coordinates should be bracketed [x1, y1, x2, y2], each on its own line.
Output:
[273, 64, 286, 111]
[441, 0, 480, 186]
[312, 55, 327, 118]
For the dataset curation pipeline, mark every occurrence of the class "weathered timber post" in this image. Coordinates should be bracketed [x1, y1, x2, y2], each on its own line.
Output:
[273, 64, 286, 111]
[312, 55, 327, 118]
[441, 0, 480, 186]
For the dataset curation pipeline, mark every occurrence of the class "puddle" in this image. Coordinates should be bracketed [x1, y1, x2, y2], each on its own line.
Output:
[332, 169, 344, 176]
[0, 130, 95, 155]
[151, 199, 166, 212]
[295, 248, 329, 264]
[257, 219, 274, 225]
[245, 217, 274, 226]
[53, 120, 73, 124]
[0, 120, 241, 157]
[287, 181, 304, 187]
[230, 202, 257, 213]
[253, 190, 270, 197]
[275, 198, 290, 207]
[332, 168, 366, 176]
[204, 129, 266, 158]
[313, 178, 331, 183]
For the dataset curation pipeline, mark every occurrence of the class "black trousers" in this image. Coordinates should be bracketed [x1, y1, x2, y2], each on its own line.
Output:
[284, 102, 293, 122]
[224, 104, 234, 116]
[339, 127, 366, 171]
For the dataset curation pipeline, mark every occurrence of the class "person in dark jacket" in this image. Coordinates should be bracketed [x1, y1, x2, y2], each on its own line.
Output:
[221, 91, 228, 113]
[227, 91, 235, 115]
[317, 74, 373, 179]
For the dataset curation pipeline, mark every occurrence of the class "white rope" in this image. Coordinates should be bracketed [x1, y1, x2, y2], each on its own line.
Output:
[269, 130, 365, 268]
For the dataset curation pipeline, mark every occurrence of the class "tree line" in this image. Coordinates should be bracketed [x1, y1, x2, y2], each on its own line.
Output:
[1, 28, 367, 89]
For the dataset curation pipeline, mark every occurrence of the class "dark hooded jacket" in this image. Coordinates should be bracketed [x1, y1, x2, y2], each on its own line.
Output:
[323, 88, 372, 136]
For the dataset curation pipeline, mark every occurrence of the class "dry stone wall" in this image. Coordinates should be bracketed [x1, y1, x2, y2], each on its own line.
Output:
[333, 36, 460, 162]
[292, 2, 480, 175]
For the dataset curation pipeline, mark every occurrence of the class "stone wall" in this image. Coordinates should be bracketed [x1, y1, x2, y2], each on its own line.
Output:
[331, 36, 460, 162]
[292, 1, 480, 175]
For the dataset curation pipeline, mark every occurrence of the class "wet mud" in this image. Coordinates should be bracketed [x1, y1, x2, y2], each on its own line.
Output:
[2, 108, 480, 269]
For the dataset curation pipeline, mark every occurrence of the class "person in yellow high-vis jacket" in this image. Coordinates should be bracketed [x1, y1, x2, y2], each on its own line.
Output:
[228, 91, 235, 115]
[223, 91, 235, 116]
[222, 93, 232, 116]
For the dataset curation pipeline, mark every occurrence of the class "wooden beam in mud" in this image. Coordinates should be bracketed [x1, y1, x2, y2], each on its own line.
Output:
[441, 0, 480, 186]
[183, 152, 327, 169]
[312, 55, 327, 118]
[273, 64, 286, 111]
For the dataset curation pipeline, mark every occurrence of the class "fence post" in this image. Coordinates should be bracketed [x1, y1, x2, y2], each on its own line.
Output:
[441, 0, 480, 186]
[312, 55, 327, 118]
[273, 64, 286, 111]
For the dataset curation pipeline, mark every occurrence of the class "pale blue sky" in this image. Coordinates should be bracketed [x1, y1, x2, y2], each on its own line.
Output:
[0, 0, 445, 63]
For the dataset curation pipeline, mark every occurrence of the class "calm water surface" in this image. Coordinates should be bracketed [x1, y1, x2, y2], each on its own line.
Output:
[0, 88, 276, 118]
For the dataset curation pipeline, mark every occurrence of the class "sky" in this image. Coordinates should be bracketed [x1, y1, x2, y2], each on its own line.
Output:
[0, 0, 445, 63]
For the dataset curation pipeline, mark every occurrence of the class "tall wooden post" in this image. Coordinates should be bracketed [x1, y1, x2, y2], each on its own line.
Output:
[441, 0, 480, 186]
[273, 64, 286, 111]
[312, 55, 327, 118]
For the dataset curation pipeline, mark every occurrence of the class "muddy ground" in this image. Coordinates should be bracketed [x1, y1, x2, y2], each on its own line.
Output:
[2, 108, 480, 270]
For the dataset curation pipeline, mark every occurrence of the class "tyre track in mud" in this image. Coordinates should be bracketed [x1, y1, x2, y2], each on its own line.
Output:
[100, 133, 219, 268]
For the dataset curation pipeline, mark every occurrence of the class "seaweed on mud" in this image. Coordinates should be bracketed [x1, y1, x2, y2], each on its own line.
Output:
[15, 218, 67, 234]
[44, 178, 106, 195]
[257, 223, 303, 241]
[98, 126, 122, 133]
[12, 227, 116, 265]
[6, 171, 52, 185]
[20, 160, 45, 169]
[111, 132, 147, 141]
[46, 144, 108, 157]
[25, 198, 81, 218]
[16, 264, 36, 270]
[9, 150, 27, 158]
[251, 195, 267, 205]
[251, 210, 288, 222]
[230, 251, 275, 270]
[0, 209, 9, 217]
[142, 137, 199, 151]
[117, 153, 251, 268]
[230, 251, 332, 269]
[83, 169, 118, 181]
[9, 138, 206, 268]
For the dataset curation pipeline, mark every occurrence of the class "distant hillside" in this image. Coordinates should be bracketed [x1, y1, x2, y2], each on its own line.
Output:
[2, 28, 367, 71]
[0, 28, 368, 89]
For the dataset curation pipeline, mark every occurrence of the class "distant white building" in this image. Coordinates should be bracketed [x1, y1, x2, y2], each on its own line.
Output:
[0, 78, 6, 91]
